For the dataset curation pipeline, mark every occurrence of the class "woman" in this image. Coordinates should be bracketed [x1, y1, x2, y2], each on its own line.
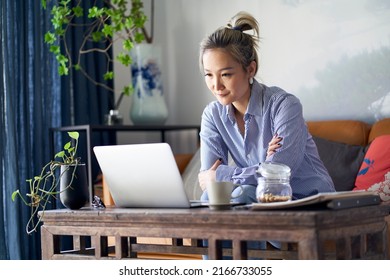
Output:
[198, 11, 335, 204]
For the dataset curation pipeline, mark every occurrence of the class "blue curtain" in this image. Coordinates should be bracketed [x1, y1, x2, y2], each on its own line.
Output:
[0, 0, 114, 259]
[0, 0, 60, 260]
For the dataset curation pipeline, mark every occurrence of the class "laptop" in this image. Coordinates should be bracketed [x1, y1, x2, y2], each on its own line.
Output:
[93, 143, 203, 208]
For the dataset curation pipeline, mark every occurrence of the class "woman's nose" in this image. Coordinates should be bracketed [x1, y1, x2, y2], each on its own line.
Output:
[213, 77, 224, 91]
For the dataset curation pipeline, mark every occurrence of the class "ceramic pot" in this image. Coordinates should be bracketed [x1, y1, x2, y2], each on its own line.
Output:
[130, 44, 168, 125]
[60, 163, 89, 209]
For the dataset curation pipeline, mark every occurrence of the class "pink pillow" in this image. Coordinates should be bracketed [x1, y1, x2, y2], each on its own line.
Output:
[353, 135, 390, 201]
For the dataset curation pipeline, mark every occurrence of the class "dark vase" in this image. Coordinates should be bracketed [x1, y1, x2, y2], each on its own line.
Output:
[60, 163, 89, 209]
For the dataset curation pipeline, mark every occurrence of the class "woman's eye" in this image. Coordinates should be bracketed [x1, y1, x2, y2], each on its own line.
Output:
[204, 73, 212, 77]
[222, 73, 232, 77]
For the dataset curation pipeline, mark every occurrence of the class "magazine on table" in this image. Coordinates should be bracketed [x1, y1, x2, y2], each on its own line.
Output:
[246, 191, 380, 210]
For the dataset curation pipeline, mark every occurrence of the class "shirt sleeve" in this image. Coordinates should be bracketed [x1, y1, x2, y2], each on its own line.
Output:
[216, 164, 259, 185]
[200, 104, 259, 186]
[199, 105, 228, 170]
[267, 94, 308, 176]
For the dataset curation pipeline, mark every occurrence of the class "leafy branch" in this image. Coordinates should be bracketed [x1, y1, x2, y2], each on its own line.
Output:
[42, 0, 154, 106]
[12, 131, 80, 234]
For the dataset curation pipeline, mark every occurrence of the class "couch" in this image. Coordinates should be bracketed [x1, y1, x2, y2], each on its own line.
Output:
[178, 117, 390, 202]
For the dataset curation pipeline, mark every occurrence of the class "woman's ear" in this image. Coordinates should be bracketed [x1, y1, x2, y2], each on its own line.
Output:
[247, 60, 257, 77]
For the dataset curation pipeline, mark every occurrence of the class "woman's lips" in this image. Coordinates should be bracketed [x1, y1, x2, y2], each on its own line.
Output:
[216, 92, 228, 97]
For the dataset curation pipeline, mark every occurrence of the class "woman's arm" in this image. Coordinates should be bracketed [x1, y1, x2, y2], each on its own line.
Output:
[198, 158, 221, 191]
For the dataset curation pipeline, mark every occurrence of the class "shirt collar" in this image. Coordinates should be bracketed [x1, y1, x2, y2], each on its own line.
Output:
[246, 80, 263, 117]
[224, 79, 263, 123]
[226, 104, 235, 123]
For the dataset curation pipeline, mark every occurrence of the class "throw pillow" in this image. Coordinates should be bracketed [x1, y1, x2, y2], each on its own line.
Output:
[312, 136, 367, 192]
[353, 135, 390, 201]
[366, 171, 390, 202]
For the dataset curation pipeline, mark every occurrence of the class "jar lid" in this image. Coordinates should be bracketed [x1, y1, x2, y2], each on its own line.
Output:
[257, 162, 291, 179]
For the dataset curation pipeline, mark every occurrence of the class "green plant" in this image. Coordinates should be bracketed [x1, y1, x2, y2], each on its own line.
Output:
[12, 131, 80, 234]
[42, 0, 154, 107]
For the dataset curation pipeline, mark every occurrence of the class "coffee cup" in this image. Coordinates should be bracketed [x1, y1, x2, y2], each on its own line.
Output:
[206, 181, 243, 206]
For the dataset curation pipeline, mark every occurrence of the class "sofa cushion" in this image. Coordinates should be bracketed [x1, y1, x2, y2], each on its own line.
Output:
[368, 118, 390, 143]
[174, 154, 194, 174]
[354, 135, 390, 201]
[313, 136, 367, 192]
[362, 171, 390, 202]
[182, 149, 202, 200]
[307, 120, 370, 146]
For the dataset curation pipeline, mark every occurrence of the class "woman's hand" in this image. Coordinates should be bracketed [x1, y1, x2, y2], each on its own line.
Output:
[267, 134, 282, 158]
[198, 159, 222, 191]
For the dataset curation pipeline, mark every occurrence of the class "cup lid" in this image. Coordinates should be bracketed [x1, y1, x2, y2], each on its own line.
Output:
[257, 162, 291, 179]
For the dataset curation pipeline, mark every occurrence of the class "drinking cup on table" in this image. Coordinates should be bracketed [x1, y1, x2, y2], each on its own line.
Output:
[206, 181, 243, 205]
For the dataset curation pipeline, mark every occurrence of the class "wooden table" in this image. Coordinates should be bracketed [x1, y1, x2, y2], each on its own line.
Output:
[39, 204, 389, 260]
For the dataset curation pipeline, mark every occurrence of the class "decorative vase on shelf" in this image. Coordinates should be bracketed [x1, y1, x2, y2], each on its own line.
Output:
[130, 43, 168, 125]
[59, 164, 89, 210]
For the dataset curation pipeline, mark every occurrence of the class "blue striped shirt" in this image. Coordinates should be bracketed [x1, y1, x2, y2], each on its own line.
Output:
[199, 80, 335, 199]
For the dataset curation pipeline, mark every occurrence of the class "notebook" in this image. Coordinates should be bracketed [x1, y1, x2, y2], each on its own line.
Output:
[93, 143, 203, 208]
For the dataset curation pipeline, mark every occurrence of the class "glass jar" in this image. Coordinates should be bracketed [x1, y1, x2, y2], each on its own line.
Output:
[256, 162, 292, 203]
[104, 110, 123, 125]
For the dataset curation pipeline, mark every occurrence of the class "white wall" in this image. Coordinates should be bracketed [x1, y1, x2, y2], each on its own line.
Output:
[114, 0, 390, 150]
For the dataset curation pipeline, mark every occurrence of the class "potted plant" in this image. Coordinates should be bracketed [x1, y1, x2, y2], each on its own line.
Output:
[42, 0, 154, 117]
[11, 131, 89, 234]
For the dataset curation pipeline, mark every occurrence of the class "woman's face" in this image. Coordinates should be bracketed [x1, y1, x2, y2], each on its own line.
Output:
[202, 48, 254, 107]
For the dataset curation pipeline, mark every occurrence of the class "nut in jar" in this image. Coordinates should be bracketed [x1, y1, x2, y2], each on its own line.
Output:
[258, 193, 292, 203]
